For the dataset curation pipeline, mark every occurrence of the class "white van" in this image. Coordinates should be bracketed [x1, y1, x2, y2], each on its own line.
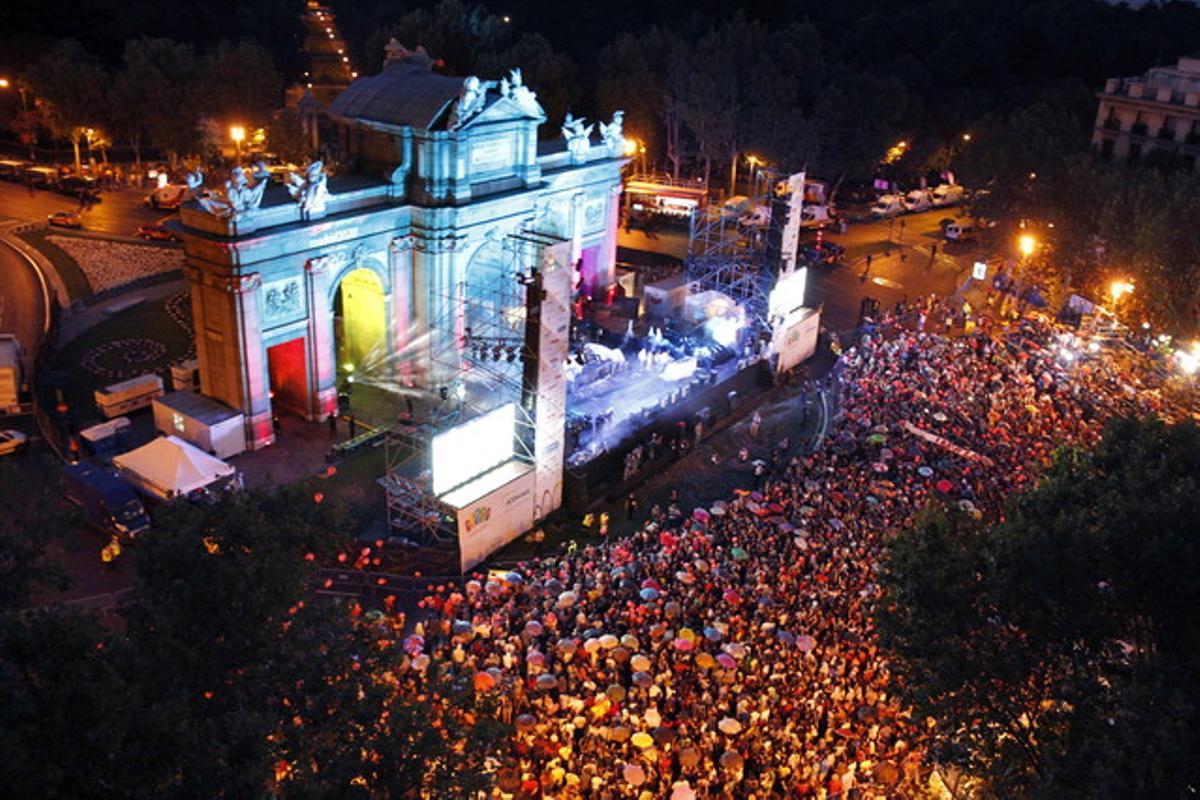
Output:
[902, 189, 932, 213]
[944, 222, 976, 243]
[931, 183, 965, 207]
[871, 194, 904, 218]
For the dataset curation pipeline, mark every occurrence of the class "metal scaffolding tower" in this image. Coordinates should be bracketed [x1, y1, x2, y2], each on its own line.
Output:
[684, 177, 786, 327]
[381, 423, 456, 544]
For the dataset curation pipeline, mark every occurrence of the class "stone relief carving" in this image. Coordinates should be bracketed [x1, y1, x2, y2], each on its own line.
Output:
[263, 279, 304, 323]
[186, 162, 271, 220]
[500, 68, 542, 117]
[448, 76, 488, 131]
[561, 113, 594, 158]
[285, 161, 329, 217]
[599, 110, 625, 152]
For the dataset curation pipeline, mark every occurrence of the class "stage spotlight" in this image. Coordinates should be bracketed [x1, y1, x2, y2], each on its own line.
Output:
[493, 345, 503, 360]
[507, 348, 517, 362]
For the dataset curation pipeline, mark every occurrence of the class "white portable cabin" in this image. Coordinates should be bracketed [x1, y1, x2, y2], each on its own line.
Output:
[152, 391, 245, 459]
[95, 374, 164, 419]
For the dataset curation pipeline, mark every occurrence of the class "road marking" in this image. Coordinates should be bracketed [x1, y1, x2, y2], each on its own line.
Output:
[0, 236, 51, 335]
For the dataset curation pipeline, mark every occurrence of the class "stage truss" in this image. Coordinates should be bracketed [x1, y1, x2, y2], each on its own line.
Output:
[382, 422, 456, 545]
[392, 229, 568, 544]
[685, 173, 786, 327]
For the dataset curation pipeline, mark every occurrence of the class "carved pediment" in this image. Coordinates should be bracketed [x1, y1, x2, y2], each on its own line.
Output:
[456, 94, 545, 130]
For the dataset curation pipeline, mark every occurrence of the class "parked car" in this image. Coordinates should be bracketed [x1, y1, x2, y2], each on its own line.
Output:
[24, 166, 58, 189]
[47, 210, 82, 228]
[944, 222, 977, 243]
[870, 194, 904, 218]
[930, 183, 965, 207]
[57, 175, 101, 201]
[902, 189, 932, 213]
[136, 220, 182, 243]
[0, 428, 27, 456]
[0, 160, 29, 181]
[63, 462, 151, 539]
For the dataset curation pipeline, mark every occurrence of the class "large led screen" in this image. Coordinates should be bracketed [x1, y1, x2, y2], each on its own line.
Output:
[431, 402, 516, 496]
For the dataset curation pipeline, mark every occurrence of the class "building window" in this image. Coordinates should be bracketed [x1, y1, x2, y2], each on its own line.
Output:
[1100, 138, 1115, 159]
[1131, 113, 1148, 137]
[1159, 116, 1176, 140]
[1103, 112, 1121, 131]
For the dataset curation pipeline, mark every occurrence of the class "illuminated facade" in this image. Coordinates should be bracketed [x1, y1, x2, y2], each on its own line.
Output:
[1092, 56, 1200, 169]
[179, 47, 626, 449]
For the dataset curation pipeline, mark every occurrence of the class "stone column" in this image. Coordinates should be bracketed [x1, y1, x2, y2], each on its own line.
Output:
[596, 183, 622, 296]
[229, 273, 276, 450]
[390, 236, 417, 388]
[305, 255, 338, 421]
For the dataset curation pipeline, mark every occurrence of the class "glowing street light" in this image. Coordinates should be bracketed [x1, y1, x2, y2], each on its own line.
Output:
[623, 137, 639, 157]
[230, 125, 246, 162]
[1110, 279, 1134, 303]
[1017, 234, 1037, 258]
[962, 133, 972, 142]
[0, 78, 8, 88]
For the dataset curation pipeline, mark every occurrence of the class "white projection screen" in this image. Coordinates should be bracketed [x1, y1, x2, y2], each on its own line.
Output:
[431, 403, 516, 496]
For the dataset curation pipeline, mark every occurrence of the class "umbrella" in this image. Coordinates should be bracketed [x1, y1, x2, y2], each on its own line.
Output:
[609, 725, 631, 742]
[672, 637, 693, 652]
[583, 638, 602, 654]
[723, 590, 743, 605]
[411, 654, 430, 671]
[558, 638, 578, 657]
[710, 504, 726, 516]
[671, 783, 698, 800]
[557, 590, 578, 609]
[524, 620, 544, 637]
[611, 646, 631, 664]
[678, 627, 697, 642]
[474, 671, 496, 691]
[704, 626, 723, 642]
[664, 601, 682, 618]
[796, 634, 817, 652]
[723, 642, 747, 658]
[716, 653, 737, 670]
[695, 652, 716, 669]
[632, 671, 653, 687]
[631, 654, 652, 672]
[639, 587, 660, 602]
[693, 508, 710, 523]
[503, 571, 523, 584]
[536, 673, 558, 690]
[631, 732, 654, 749]
[936, 479, 954, 493]
[932, 411, 948, 422]
[875, 762, 901, 786]
[959, 499, 977, 512]
[623, 763, 646, 786]
[720, 750, 744, 772]
[526, 651, 546, 669]
[679, 748, 701, 769]
[606, 684, 627, 702]
[778, 630, 796, 645]
[515, 713, 537, 732]
[866, 433, 887, 445]
[730, 546, 749, 561]
[622, 633, 639, 649]
[718, 717, 743, 735]
[402, 635, 425, 655]
[599, 634, 620, 649]
[652, 726, 678, 746]
[917, 466, 934, 477]
[873, 462, 889, 472]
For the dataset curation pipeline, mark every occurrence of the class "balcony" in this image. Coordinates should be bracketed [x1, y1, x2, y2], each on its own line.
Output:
[1102, 117, 1122, 131]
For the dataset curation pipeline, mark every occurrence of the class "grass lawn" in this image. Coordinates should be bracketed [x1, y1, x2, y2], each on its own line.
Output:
[19, 229, 91, 299]
[47, 292, 193, 426]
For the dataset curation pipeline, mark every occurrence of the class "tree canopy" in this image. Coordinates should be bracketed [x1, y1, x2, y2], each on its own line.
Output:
[877, 415, 1200, 798]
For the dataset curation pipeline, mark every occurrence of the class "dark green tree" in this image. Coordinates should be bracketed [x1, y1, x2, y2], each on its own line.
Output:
[111, 38, 201, 170]
[878, 416, 1200, 798]
[26, 40, 108, 174]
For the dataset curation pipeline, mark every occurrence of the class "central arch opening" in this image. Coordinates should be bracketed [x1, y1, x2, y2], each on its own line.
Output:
[333, 267, 387, 382]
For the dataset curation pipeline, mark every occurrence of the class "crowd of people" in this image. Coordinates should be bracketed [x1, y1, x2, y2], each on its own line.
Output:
[384, 310, 1177, 799]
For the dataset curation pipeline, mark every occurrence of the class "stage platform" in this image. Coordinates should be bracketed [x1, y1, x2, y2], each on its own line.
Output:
[563, 356, 772, 511]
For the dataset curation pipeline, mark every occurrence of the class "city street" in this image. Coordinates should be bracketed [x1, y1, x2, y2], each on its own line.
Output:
[0, 235, 45, 360]
[617, 205, 982, 332]
[0, 180, 165, 237]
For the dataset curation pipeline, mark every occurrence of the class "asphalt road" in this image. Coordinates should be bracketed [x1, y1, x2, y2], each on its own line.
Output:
[0, 236, 45, 358]
[617, 206, 982, 332]
[0, 180, 166, 238]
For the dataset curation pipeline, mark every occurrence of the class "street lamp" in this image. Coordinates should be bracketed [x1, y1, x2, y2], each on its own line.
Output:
[230, 125, 245, 163]
[1018, 234, 1037, 259]
[1110, 279, 1134, 304]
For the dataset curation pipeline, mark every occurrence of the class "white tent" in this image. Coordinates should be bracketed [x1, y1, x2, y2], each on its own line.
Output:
[113, 435, 236, 501]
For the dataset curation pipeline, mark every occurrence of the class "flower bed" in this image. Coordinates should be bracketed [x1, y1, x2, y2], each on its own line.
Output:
[45, 235, 185, 294]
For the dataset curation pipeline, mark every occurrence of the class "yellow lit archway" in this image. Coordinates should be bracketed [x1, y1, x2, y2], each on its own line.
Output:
[334, 267, 387, 376]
